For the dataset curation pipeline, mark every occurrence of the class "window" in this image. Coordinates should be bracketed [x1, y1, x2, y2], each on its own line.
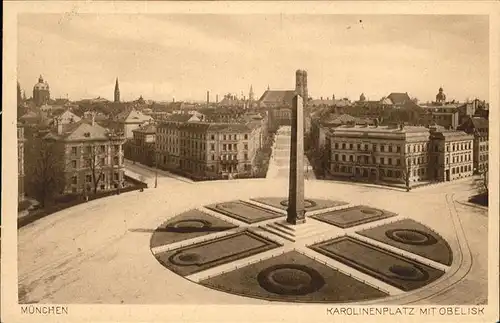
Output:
[114, 156, 119, 165]
[71, 147, 77, 155]
[85, 159, 91, 168]
[335, 143, 339, 149]
[349, 144, 353, 149]
[100, 145, 105, 153]
[396, 159, 400, 165]
[334, 154, 339, 161]
[381, 157, 385, 165]
[396, 146, 401, 153]
[114, 173, 119, 180]
[342, 143, 346, 149]
[72, 160, 77, 168]
[389, 145, 393, 153]
[211, 134, 215, 140]
[357, 144, 361, 150]
[223, 144, 227, 151]
[244, 134, 248, 140]
[233, 144, 237, 150]
[388, 158, 392, 165]
[101, 158, 106, 166]
[364, 144, 368, 151]
[244, 144, 248, 150]
[100, 184, 105, 190]
[373, 144, 377, 151]
[349, 155, 353, 162]
[244, 153, 248, 160]
[342, 155, 346, 162]
[86, 175, 92, 183]
[72, 176, 77, 184]
[211, 144, 215, 151]
[381, 145, 385, 152]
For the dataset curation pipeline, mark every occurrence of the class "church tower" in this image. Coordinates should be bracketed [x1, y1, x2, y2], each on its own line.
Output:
[33, 75, 50, 107]
[436, 87, 446, 104]
[249, 85, 254, 108]
[295, 69, 308, 105]
[114, 78, 120, 103]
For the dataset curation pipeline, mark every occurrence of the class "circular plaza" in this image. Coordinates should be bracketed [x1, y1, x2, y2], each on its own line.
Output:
[17, 176, 487, 305]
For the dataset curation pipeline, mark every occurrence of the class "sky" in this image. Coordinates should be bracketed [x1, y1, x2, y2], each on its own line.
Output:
[18, 14, 489, 103]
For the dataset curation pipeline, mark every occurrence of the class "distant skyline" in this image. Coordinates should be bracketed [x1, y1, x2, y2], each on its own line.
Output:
[18, 14, 489, 103]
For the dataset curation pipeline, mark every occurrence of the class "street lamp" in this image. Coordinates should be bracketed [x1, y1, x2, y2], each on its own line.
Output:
[154, 150, 158, 189]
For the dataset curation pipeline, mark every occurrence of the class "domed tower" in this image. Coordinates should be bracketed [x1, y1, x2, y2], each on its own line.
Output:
[33, 75, 50, 107]
[114, 78, 120, 103]
[436, 87, 446, 104]
[359, 93, 366, 102]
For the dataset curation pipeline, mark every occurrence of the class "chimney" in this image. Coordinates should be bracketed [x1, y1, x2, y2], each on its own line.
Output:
[207, 91, 210, 105]
[57, 117, 63, 135]
[216, 94, 219, 103]
[91, 112, 96, 126]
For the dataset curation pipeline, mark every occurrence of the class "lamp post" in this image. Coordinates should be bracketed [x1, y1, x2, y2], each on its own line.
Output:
[154, 149, 158, 189]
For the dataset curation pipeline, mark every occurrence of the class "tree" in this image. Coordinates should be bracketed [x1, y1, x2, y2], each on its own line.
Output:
[475, 164, 488, 194]
[401, 157, 412, 192]
[85, 144, 107, 195]
[26, 138, 66, 207]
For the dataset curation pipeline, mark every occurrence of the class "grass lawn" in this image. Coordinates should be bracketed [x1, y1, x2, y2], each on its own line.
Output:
[150, 209, 238, 248]
[309, 236, 444, 291]
[357, 218, 453, 266]
[251, 197, 348, 212]
[200, 250, 388, 303]
[205, 200, 284, 224]
[311, 205, 397, 228]
[155, 230, 281, 276]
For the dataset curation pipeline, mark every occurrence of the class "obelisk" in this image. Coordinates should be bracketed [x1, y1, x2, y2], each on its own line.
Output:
[287, 94, 306, 225]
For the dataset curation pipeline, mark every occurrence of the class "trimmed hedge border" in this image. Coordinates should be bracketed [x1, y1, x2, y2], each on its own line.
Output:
[18, 175, 147, 229]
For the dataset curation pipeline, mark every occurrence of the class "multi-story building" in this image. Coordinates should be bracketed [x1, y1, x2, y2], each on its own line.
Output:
[44, 119, 126, 194]
[113, 108, 153, 139]
[421, 104, 460, 129]
[18, 124, 26, 201]
[325, 124, 431, 185]
[125, 123, 156, 167]
[156, 117, 265, 179]
[429, 126, 474, 181]
[457, 116, 488, 173]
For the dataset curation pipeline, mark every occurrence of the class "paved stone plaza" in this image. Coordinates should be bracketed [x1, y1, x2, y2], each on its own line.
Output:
[17, 127, 488, 305]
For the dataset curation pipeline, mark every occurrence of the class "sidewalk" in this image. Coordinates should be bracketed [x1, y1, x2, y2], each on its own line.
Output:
[124, 159, 194, 184]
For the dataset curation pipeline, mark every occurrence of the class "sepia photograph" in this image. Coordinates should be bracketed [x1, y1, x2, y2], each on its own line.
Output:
[2, 2, 499, 322]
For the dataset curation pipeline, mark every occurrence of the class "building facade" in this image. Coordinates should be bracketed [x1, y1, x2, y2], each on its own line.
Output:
[429, 126, 474, 181]
[156, 118, 265, 179]
[126, 124, 156, 167]
[18, 124, 25, 201]
[113, 108, 153, 139]
[44, 120, 126, 195]
[326, 124, 432, 185]
[457, 116, 488, 174]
